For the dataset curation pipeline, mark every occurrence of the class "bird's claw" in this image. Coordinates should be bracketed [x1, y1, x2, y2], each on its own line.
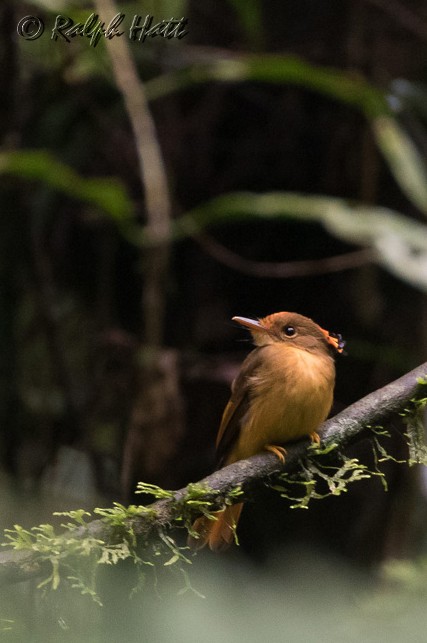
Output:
[265, 444, 287, 463]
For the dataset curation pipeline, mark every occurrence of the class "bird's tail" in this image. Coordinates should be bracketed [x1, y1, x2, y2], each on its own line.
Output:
[187, 503, 243, 552]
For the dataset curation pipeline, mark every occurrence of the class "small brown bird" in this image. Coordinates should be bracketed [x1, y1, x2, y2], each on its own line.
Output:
[188, 311, 344, 552]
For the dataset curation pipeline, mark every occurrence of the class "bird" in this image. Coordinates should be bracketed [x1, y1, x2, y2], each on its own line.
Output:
[188, 311, 345, 552]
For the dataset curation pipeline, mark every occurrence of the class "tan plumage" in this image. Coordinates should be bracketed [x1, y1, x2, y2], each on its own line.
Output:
[188, 312, 344, 552]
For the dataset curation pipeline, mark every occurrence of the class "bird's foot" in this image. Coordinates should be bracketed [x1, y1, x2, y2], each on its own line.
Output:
[265, 444, 287, 463]
[309, 431, 321, 445]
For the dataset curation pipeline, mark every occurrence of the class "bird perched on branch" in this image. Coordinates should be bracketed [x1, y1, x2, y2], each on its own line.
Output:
[188, 311, 345, 552]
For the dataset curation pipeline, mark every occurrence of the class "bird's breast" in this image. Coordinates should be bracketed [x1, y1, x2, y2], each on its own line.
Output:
[232, 344, 335, 461]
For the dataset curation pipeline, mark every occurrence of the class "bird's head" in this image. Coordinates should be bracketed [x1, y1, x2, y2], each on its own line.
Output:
[232, 311, 345, 355]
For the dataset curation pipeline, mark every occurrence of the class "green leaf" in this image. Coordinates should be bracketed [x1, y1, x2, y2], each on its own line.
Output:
[135, 482, 174, 499]
[164, 553, 180, 566]
[0, 150, 134, 223]
[146, 55, 427, 216]
[175, 192, 427, 292]
[146, 54, 389, 118]
[227, 0, 263, 47]
[373, 116, 427, 217]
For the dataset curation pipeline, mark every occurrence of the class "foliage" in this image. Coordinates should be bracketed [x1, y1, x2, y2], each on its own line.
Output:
[3, 500, 162, 605]
[271, 442, 381, 510]
[1, 482, 239, 604]
[145, 54, 390, 117]
[176, 192, 427, 292]
[2, 54, 427, 292]
[4, 146, 426, 291]
[0, 150, 134, 225]
[227, 0, 264, 48]
[270, 386, 427, 511]
[3, 512, 104, 602]
[145, 55, 427, 217]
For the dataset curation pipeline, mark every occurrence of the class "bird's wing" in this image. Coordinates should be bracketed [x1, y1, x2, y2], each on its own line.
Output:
[215, 348, 263, 467]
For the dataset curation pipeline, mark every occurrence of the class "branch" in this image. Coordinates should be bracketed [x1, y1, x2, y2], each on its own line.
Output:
[360, 0, 427, 43]
[94, 0, 172, 348]
[195, 232, 376, 277]
[0, 361, 426, 587]
[93, 0, 179, 495]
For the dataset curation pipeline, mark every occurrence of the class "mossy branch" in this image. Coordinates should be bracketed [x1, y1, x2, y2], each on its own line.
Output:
[0, 361, 426, 588]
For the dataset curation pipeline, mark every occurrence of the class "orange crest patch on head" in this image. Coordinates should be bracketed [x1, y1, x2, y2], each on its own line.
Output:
[319, 327, 346, 354]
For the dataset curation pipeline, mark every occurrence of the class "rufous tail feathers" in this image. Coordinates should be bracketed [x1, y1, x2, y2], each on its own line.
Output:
[187, 503, 243, 552]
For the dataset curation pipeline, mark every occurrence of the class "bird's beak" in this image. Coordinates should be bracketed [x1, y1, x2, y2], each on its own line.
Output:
[232, 316, 267, 332]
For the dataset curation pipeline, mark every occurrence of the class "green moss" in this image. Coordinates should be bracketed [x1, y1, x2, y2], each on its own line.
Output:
[271, 423, 415, 508]
[271, 447, 376, 509]
[1, 481, 236, 604]
[401, 378, 427, 465]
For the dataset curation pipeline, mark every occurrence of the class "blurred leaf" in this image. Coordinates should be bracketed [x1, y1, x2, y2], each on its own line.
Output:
[129, 0, 188, 14]
[373, 116, 427, 218]
[0, 150, 134, 223]
[146, 55, 427, 217]
[389, 79, 427, 122]
[146, 54, 389, 118]
[176, 192, 427, 292]
[26, 0, 70, 9]
[227, 0, 264, 47]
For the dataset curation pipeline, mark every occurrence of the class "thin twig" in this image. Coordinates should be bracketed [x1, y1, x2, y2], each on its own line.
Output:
[361, 0, 427, 43]
[196, 233, 376, 277]
[93, 0, 172, 348]
[92, 0, 180, 498]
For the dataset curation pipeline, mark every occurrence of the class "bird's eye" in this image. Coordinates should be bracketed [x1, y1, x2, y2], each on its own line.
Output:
[283, 325, 296, 337]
